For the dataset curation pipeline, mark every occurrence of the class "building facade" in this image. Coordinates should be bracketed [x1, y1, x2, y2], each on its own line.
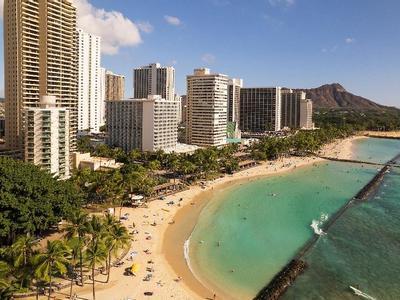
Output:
[281, 89, 313, 130]
[228, 78, 243, 123]
[77, 28, 103, 133]
[105, 71, 125, 101]
[4, 0, 78, 151]
[240, 87, 282, 133]
[281, 89, 305, 129]
[300, 99, 314, 129]
[186, 68, 228, 147]
[133, 63, 175, 101]
[106, 96, 179, 152]
[180, 95, 187, 124]
[25, 96, 70, 179]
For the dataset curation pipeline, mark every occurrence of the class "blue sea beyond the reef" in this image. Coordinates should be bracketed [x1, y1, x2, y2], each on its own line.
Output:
[188, 138, 400, 300]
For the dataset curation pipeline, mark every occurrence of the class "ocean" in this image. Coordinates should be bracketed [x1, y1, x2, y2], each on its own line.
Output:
[188, 138, 400, 300]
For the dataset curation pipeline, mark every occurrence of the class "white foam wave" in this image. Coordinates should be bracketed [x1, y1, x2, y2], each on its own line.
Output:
[311, 213, 328, 236]
[184, 237, 198, 276]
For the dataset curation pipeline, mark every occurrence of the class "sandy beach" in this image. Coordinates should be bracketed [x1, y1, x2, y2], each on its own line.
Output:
[47, 136, 360, 300]
[363, 130, 400, 138]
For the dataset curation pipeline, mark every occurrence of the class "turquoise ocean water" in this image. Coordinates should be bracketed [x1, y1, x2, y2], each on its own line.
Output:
[188, 138, 400, 300]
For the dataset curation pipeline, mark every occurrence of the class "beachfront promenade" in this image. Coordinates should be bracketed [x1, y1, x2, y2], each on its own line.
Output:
[254, 152, 400, 300]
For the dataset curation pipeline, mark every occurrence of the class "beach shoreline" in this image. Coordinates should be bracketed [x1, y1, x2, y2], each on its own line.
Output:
[57, 136, 362, 300]
[161, 135, 362, 300]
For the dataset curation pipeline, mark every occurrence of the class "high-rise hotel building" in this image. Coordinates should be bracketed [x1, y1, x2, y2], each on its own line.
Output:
[106, 96, 179, 152]
[300, 99, 314, 129]
[77, 28, 103, 133]
[134, 63, 175, 101]
[240, 87, 282, 133]
[25, 95, 70, 179]
[227, 78, 243, 123]
[186, 68, 228, 147]
[281, 89, 305, 129]
[4, 0, 78, 151]
[281, 89, 314, 130]
[105, 71, 125, 101]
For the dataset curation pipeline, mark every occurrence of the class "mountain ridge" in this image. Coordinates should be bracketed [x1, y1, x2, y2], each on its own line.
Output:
[295, 83, 396, 111]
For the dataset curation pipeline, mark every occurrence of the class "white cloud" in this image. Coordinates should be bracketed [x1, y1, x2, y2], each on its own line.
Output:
[345, 37, 355, 44]
[268, 0, 295, 7]
[201, 53, 216, 64]
[164, 15, 182, 26]
[322, 45, 338, 53]
[72, 0, 142, 55]
[0, 0, 3, 18]
[137, 21, 154, 33]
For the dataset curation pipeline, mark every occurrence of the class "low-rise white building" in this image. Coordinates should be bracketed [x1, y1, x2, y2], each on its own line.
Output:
[72, 152, 123, 171]
[25, 95, 70, 179]
[107, 95, 179, 152]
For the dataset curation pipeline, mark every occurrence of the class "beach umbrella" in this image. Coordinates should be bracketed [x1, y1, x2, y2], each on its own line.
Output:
[131, 263, 140, 274]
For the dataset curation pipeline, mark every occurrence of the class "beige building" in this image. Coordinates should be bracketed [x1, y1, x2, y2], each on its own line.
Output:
[228, 78, 243, 123]
[72, 152, 123, 171]
[133, 63, 175, 101]
[25, 96, 70, 179]
[281, 89, 314, 130]
[4, 0, 78, 151]
[105, 71, 125, 101]
[300, 99, 314, 129]
[106, 95, 179, 152]
[186, 68, 228, 147]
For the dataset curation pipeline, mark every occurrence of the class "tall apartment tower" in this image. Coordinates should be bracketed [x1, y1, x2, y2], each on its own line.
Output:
[281, 89, 306, 129]
[25, 96, 70, 179]
[228, 79, 243, 123]
[105, 71, 125, 101]
[281, 89, 314, 130]
[180, 95, 187, 124]
[106, 95, 179, 152]
[186, 68, 228, 147]
[77, 29, 103, 133]
[4, 0, 78, 151]
[300, 99, 314, 129]
[240, 87, 282, 133]
[134, 63, 175, 101]
[99, 68, 106, 126]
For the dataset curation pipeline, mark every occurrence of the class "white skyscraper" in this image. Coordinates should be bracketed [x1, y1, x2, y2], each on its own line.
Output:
[106, 95, 179, 152]
[25, 95, 70, 179]
[134, 63, 175, 101]
[186, 68, 229, 147]
[77, 28, 103, 133]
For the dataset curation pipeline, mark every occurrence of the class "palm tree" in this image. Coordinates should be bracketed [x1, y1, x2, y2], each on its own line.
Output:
[103, 223, 130, 283]
[66, 237, 82, 299]
[85, 240, 107, 300]
[64, 211, 88, 286]
[10, 235, 38, 268]
[86, 216, 104, 246]
[32, 240, 70, 300]
[0, 260, 12, 295]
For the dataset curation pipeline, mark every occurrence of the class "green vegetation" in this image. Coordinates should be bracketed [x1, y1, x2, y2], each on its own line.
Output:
[251, 127, 354, 160]
[0, 126, 357, 298]
[0, 214, 130, 299]
[0, 157, 82, 246]
[314, 108, 400, 131]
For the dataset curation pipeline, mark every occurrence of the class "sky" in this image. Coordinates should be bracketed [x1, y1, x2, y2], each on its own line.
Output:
[0, 0, 399, 107]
